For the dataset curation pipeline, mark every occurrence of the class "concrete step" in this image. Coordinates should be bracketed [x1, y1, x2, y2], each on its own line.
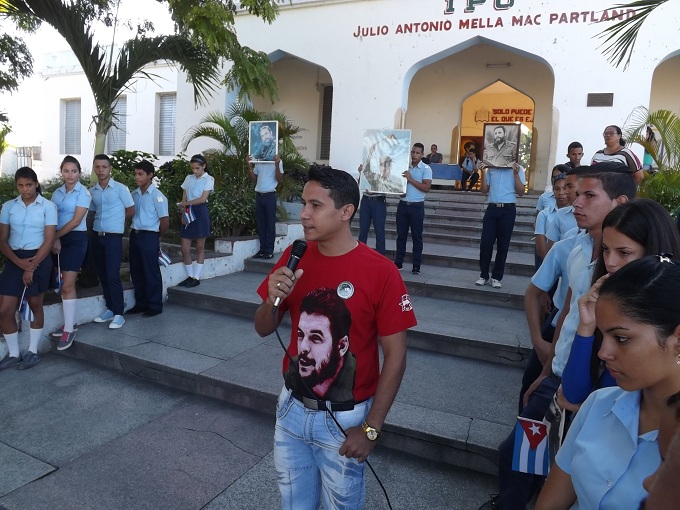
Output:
[385, 203, 538, 219]
[380, 230, 535, 253]
[167, 271, 532, 360]
[354, 220, 536, 240]
[57, 303, 523, 476]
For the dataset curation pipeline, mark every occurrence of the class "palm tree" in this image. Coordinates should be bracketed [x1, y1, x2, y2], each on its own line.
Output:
[598, 0, 669, 69]
[2, 0, 221, 155]
[624, 106, 680, 215]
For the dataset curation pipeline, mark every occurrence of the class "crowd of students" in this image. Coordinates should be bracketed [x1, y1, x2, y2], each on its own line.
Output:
[0, 153, 212, 370]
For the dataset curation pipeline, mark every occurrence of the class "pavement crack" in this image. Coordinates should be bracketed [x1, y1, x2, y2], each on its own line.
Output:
[181, 427, 265, 459]
[169, 468, 218, 488]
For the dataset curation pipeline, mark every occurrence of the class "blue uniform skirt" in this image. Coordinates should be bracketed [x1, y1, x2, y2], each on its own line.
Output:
[54, 231, 88, 272]
[0, 249, 52, 297]
[180, 202, 211, 239]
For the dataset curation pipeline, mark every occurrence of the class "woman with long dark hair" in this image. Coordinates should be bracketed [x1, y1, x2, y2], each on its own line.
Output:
[0, 167, 57, 370]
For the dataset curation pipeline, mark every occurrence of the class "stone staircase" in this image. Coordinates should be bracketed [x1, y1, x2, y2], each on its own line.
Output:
[58, 189, 539, 477]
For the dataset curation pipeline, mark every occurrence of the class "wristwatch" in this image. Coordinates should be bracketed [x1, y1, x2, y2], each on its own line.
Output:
[362, 421, 381, 441]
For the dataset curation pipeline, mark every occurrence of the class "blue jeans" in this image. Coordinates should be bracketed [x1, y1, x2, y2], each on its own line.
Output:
[274, 386, 372, 510]
[256, 191, 277, 255]
[479, 204, 516, 281]
[358, 195, 386, 255]
[395, 201, 425, 268]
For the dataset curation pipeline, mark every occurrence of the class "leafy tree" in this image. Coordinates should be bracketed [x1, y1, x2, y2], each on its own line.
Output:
[598, 0, 669, 69]
[0, 0, 281, 155]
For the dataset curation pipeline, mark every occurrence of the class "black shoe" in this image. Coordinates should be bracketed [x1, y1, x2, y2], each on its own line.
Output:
[185, 277, 200, 288]
[478, 495, 499, 510]
[395, 262, 403, 270]
[264, 253, 274, 259]
[255, 251, 265, 258]
[0, 355, 22, 371]
[18, 352, 41, 370]
[411, 267, 420, 275]
[178, 277, 193, 287]
[142, 310, 162, 318]
[126, 305, 147, 314]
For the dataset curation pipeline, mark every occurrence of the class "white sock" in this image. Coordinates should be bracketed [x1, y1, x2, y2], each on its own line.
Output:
[29, 328, 43, 354]
[185, 264, 194, 278]
[194, 263, 204, 280]
[5, 332, 19, 358]
[63, 299, 77, 333]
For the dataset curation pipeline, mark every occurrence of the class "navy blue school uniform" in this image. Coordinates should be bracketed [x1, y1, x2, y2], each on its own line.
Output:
[89, 178, 135, 316]
[180, 173, 214, 239]
[130, 184, 169, 313]
[51, 181, 91, 272]
[0, 195, 58, 296]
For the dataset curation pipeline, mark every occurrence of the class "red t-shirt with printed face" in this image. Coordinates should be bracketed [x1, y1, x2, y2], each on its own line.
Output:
[257, 241, 417, 403]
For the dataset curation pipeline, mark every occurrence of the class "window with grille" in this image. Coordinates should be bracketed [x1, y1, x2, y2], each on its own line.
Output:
[319, 86, 333, 160]
[107, 96, 127, 153]
[62, 99, 81, 154]
[158, 93, 176, 156]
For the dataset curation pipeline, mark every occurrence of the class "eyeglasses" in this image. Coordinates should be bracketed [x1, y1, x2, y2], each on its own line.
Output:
[603, 131, 618, 137]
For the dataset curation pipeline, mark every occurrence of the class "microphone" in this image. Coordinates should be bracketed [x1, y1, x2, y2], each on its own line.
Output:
[273, 240, 307, 312]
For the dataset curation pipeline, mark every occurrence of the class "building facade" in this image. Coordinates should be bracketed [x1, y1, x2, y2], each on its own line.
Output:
[32, 0, 680, 189]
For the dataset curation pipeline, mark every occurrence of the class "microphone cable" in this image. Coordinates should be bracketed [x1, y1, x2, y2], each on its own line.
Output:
[271, 311, 394, 510]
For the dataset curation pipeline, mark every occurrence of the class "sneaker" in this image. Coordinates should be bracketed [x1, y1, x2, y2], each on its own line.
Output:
[475, 278, 488, 286]
[57, 331, 77, 351]
[185, 277, 200, 288]
[478, 495, 499, 510]
[94, 310, 115, 323]
[0, 355, 22, 371]
[395, 262, 403, 270]
[109, 315, 125, 329]
[264, 253, 274, 259]
[411, 267, 420, 275]
[51, 324, 79, 338]
[126, 305, 147, 314]
[18, 352, 41, 370]
[490, 278, 502, 289]
[177, 277, 193, 287]
[255, 251, 265, 258]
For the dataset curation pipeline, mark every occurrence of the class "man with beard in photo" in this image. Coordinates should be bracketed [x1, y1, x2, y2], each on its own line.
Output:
[284, 287, 356, 402]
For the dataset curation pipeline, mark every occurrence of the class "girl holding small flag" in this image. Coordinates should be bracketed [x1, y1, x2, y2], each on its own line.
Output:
[0, 167, 57, 370]
[537, 256, 680, 509]
[178, 154, 214, 288]
[49, 156, 91, 351]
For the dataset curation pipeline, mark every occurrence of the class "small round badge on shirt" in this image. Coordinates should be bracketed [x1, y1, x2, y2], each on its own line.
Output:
[337, 281, 354, 300]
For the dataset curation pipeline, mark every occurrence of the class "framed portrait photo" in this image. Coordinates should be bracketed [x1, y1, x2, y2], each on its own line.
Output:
[481, 123, 520, 168]
[359, 129, 411, 195]
[249, 121, 279, 163]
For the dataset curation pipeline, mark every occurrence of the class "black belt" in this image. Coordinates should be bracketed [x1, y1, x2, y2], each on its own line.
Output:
[256, 191, 276, 195]
[131, 229, 158, 235]
[401, 201, 424, 206]
[291, 392, 355, 412]
[488, 203, 516, 208]
[363, 195, 385, 200]
[94, 231, 123, 237]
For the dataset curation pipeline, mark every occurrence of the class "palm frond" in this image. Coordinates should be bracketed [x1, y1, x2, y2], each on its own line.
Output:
[597, 0, 668, 69]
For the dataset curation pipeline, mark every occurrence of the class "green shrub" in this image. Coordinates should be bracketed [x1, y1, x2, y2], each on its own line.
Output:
[0, 175, 18, 204]
[110, 150, 159, 190]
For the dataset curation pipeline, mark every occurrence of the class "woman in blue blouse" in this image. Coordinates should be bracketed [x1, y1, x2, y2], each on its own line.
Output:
[0, 167, 58, 370]
[537, 256, 680, 509]
[178, 154, 214, 288]
[50, 156, 91, 351]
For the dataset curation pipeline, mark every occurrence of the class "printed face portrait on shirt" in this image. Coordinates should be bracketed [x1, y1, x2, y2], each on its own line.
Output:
[293, 288, 355, 399]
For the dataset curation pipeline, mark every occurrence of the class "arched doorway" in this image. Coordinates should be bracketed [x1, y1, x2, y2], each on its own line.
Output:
[650, 51, 680, 114]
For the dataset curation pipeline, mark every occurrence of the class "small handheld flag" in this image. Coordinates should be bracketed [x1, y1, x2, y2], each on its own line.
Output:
[183, 205, 196, 225]
[158, 249, 172, 267]
[19, 286, 34, 322]
[511, 416, 551, 476]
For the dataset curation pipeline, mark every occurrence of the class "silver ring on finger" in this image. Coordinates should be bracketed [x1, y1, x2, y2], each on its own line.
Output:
[276, 282, 281, 289]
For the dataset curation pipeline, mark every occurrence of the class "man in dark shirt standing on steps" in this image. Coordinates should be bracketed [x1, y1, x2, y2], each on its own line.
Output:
[475, 161, 525, 289]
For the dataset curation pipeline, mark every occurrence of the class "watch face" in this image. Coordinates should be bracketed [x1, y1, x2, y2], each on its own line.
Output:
[367, 429, 378, 441]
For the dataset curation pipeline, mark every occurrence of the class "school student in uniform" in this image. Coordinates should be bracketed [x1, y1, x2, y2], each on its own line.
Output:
[49, 156, 91, 351]
[178, 154, 214, 288]
[0, 167, 57, 370]
[89, 154, 134, 329]
[126, 160, 169, 317]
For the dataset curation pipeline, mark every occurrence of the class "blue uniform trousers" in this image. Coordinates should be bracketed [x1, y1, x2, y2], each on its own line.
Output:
[479, 204, 516, 281]
[394, 201, 425, 268]
[358, 195, 386, 255]
[256, 191, 277, 255]
[129, 230, 163, 312]
[91, 232, 125, 315]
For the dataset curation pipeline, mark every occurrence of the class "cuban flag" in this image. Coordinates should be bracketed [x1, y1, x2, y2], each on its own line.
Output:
[53, 254, 64, 294]
[183, 205, 196, 225]
[20, 287, 34, 322]
[158, 249, 172, 267]
[511, 416, 551, 476]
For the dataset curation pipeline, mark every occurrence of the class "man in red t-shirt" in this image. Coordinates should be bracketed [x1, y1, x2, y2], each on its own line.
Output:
[255, 164, 416, 509]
